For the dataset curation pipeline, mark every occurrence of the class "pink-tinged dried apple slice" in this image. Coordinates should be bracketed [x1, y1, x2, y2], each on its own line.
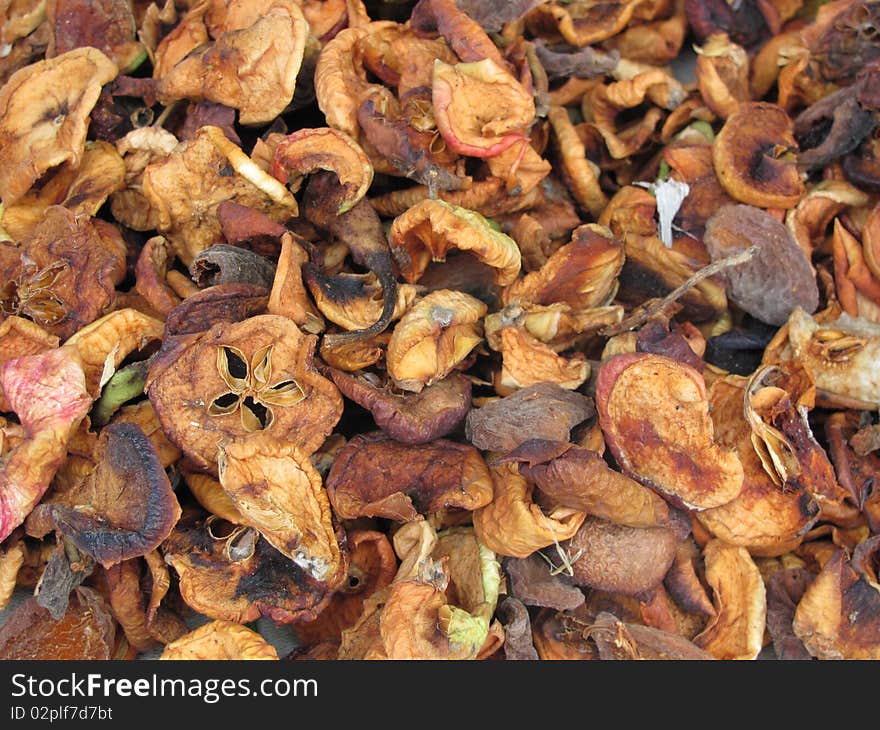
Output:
[595, 352, 744, 510]
[431, 58, 533, 159]
[0, 346, 92, 542]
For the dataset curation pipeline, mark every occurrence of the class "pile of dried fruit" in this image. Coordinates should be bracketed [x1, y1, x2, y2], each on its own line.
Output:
[1, 0, 880, 661]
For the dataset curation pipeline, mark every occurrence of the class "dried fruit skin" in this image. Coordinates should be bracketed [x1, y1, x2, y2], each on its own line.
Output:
[386, 289, 486, 392]
[390, 198, 522, 286]
[693, 540, 767, 660]
[0, 587, 115, 659]
[156, 0, 308, 125]
[565, 516, 681, 597]
[473, 462, 586, 559]
[793, 549, 880, 659]
[330, 369, 471, 445]
[42, 422, 182, 567]
[596, 353, 744, 510]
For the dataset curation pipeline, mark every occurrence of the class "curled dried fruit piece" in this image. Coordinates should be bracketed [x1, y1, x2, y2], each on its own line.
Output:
[272, 127, 373, 215]
[0, 47, 118, 205]
[162, 522, 334, 625]
[47, 0, 144, 71]
[496, 326, 591, 393]
[784, 307, 880, 408]
[156, 0, 308, 125]
[745, 363, 857, 526]
[596, 352, 744, 510]
[329, 369, 471, 444]
[503, 224, 624, 310]
[218, 438, 344, 586]
[0, 346, 91, 542]
[296, 530, 397, 646]
[697, 377, 819, 557]
[509, 441, 674, 530]
[793, 548, 880, 659]
[1, 206, 126, 340]
[390, 198, 521, 287]
[1, 139, 126, 242]
[386, 289, 486, 392]
[432, 58, 534, 158]
[465, 384, 593, 452]
[694, 33, 750, 119]
[473, 462, 586, 559]
[303, 268, 417, 334]
[703, 204, 818, 326]
[160, 620, 278, 660]
[692, 540, 766, 660]
[141, 127, 297, 265]
[712, 102, 804, 209]
[34, 422, 181, 568]
[147, 314, 343, 472]
[326, 432, 493, 520]
[590, 611, 715, 660]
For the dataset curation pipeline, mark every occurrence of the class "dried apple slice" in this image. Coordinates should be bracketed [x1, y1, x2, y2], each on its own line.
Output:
[0, 586, 115, 659]
[693, 540, 767, 660]
[146, 314, 343, 473]
[218, 438, 344, 586]
[0, 46, 118, 205]
[793, 548, 880, 659]
[473, 462, 586, 559]
[389, 198, 522, 286]
[160, 620, 278, 660]
[508, 441, 674, 530]
[712, 101, 804, 209]
[295, 530, 397, 646]
[785, 307, 880, 408]
[503, 224, 624, 309]
[329, 369, 471, 445]
[325, 431, 493, 520]
[0, 346, 91, 542]
[271, 127, 373, 214]
[33, 422, 181, 568]
[432, 58, 533, 158]
[156, 0, 308, 125]
[162, 522, 335, 625]
[596, 352, 744, 510]
[386, 289, 486, 393]
[564, 516, 683, 597]
[465, 384, 593, 452]
[697, 377, 819, 557]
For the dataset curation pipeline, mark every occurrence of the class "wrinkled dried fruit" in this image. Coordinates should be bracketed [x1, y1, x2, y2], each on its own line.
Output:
[713, 102, 804, 209]
[326, 432, 493, 520]
[146, 314, 343, 472]
[465, 383, 593, 452]
[160, 620, 278, 660]
[35, 422, 181, 567]
[0, 47, 118, 205]
[596, 353, 744, 510]
[704, 204, 818, 326]
[0, 586, 115, 659]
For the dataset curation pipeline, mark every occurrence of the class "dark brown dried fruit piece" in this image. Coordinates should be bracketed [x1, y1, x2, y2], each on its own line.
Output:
[325, 431, 493, 521]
